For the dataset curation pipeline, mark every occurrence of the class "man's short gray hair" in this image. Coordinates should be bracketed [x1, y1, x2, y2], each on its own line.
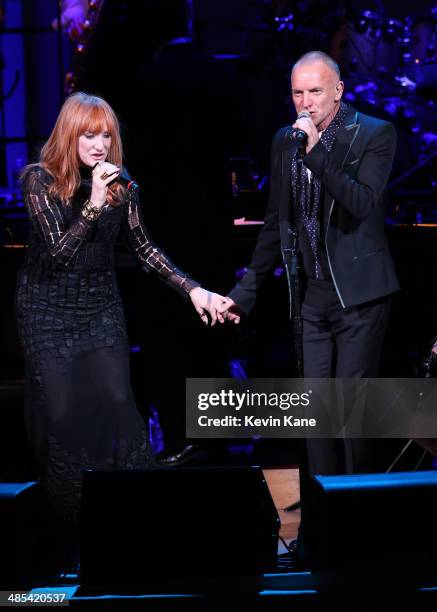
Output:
[292, 51, 341, 79]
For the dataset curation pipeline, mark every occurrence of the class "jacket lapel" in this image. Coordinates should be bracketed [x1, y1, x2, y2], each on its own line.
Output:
[322, 106, 360, 229]
[330, 106, 360, 168]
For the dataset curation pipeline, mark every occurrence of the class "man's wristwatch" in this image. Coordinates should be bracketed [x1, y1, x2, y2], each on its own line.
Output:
[81, 199, 102, 221]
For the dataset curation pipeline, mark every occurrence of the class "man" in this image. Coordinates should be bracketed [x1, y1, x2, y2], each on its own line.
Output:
[219, 50, 399, 561]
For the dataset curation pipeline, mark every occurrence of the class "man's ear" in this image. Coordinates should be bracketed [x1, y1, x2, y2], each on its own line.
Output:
[334, 80, 344, 102]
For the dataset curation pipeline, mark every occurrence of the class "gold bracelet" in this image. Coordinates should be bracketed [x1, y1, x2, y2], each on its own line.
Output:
[81, 199, 102, 221]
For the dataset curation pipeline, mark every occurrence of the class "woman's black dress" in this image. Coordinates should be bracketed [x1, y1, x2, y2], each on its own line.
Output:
[15, 167, 198, 522]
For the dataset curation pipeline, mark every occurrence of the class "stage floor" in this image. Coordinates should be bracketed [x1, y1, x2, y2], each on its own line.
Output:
[263, 468, 300, 552]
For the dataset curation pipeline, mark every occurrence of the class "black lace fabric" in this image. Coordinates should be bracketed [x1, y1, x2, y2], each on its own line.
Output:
[16, 166, 198, 523]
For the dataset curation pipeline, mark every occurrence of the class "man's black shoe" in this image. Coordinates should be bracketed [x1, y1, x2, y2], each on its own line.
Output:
[277, 539, 310, 572]
[155, 444, 207, 467]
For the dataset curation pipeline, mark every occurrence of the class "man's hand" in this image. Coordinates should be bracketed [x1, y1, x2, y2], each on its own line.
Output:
[189, 289, 241, 326]
[189, 288, 228, 326]
[217, 297, 241, 325]
[292, 115, 319, 154]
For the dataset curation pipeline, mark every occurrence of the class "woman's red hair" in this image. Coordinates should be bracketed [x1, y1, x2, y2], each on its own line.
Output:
[38, 92, 126, 206]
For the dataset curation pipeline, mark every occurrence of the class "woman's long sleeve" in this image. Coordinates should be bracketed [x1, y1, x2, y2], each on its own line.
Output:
[23, 169, 94, 266]
[122, 189, 199, 296]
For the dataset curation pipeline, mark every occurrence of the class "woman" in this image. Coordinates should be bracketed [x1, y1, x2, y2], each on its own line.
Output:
[16, 92, 227, 522]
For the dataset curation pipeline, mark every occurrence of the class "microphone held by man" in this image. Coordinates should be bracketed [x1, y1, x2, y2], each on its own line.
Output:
[291, 110, 311, 158]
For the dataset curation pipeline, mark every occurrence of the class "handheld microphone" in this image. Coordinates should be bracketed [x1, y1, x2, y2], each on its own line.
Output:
[91, 163, 139, 191]
[292, 110, 311, 159]
[118, 168, 139, 192]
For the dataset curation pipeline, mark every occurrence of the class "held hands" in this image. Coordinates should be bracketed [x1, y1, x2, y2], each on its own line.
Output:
[217, 297, 241, 325]
[292, 116, 319, 154]
[91, 162, 120, 208]
[189, 288, 241, 326]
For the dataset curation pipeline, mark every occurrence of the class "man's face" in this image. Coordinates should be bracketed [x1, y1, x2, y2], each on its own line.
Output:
[291, 61, 344, 131]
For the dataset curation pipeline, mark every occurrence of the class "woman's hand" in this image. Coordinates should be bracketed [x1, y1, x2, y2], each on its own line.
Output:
[189, 287, 236, 326]
[90, 162, 120, 208]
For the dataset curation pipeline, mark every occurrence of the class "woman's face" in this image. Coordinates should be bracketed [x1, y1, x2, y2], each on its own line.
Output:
[78, 128, 112, 167]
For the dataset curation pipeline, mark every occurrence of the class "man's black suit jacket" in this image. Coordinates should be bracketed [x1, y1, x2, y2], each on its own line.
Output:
[229, 105, 400, 313]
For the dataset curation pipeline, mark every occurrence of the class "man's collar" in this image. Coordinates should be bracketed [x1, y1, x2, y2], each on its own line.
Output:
[343, 104, 359, 128]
